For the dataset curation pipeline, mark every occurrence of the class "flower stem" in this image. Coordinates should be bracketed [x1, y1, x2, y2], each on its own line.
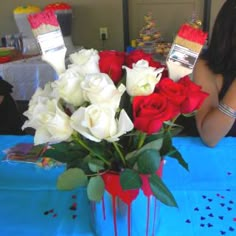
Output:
[112, 142, 126, 167]
[166, 116, 179, 133]
[72, 134, 111, 166]
[137, 132, 146, 149]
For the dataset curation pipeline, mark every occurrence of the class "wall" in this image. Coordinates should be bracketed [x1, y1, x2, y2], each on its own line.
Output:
[0, 0, 124, 51]
[0, 1, 221, 52]
[128, 0, 204, 43]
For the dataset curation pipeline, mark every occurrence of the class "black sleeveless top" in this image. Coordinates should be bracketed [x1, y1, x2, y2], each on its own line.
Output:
[0, 77, 25, 134]
[219, 73, 236, 136]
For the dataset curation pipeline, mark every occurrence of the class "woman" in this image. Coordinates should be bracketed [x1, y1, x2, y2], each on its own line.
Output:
[0, 76, 25, 134]
[193, 0, 236, 147]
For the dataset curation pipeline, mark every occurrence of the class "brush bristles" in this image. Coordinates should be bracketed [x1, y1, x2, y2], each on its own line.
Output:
[174, 36, 203, 53]
[177, 24, 208, 45]
[28, 10, 60, 36]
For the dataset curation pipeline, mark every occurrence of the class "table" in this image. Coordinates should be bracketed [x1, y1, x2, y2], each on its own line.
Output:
[0, 135, 235, 236]
[0, 56, 58, 101]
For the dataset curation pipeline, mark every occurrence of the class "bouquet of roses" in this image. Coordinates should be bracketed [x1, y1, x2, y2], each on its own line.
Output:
[22, 49, 208, 207]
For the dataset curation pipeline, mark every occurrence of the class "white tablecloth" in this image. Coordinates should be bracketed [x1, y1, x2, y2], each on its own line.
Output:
[0, 56, 58, 101]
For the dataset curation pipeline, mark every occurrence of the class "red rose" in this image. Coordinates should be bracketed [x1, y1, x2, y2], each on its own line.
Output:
[155, 77, 186, 106]
[125, 50, 152, 68]
[125, 49, 163, 70]
[148, 58, 163, 69]
[99, 50, 125, 84]
[177, 76, 208, 113]
[160, 66, 169, 78]
[132, 93, 179, 134]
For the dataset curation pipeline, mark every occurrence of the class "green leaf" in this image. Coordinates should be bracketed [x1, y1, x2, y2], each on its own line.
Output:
[50, 142, 84, 154]
[87, 176, 105, 202]
[57, 168, 88, 190]
[158, 130, 188, 171]
[125, 139, 163, 168]
[145, 131, 165, 142]
[88, 158, 105, 172]
[48, 142, 70, 152]
[137, 149, 161, 174]
[149, 174, 178, 207]
[66, 158, 89, 173]
[120, 169, 142, 190]
[160, 132, 172, 156]
[44, 142, 87, 163]
[125, 150, 139, 167]
[89, 141, 107, 156]
[44, 148, 68, 162]
[166, 146, 189, 171]
[170, 126, 184, 136]
[140, 139, 163, 152]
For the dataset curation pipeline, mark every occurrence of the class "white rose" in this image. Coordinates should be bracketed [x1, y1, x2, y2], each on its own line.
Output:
[52, 67, 85, 107]
[123, 59, 164, 96]
[108, 109, 134, 142]
[81, 73, 126, 111]
[70, 105, 133, 142]
[68, 48, 100, 76]
[24, 83, 56, 120]
[23, 99, 73, 145]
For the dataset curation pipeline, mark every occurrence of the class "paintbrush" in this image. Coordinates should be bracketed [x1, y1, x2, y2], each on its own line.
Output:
[28, 10, 67, 75]
[166, 23, 208, 81]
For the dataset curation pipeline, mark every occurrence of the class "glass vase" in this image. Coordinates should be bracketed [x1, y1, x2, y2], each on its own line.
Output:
[90, 161, 164, 236]
[90, 190, 161, 236]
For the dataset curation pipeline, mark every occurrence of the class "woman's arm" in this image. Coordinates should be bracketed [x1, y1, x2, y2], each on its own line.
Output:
[193, 59, 236, 147]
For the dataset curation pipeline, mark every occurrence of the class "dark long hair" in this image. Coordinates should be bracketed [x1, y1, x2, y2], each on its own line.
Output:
[202, 0, 236, 76]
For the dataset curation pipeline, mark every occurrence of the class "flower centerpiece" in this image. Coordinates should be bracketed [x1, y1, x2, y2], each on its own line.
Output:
[22, 48, 207, 234]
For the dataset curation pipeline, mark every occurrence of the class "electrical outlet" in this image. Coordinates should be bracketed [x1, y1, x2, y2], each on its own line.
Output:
[99, 27, 108, 40]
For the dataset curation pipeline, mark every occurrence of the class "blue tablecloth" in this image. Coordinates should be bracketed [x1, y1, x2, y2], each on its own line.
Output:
[0, 135, 235, 236]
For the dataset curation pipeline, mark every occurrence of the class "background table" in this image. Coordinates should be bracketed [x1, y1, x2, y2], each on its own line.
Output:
[0, 56, 58, 101]
[0, 135, 235, 236]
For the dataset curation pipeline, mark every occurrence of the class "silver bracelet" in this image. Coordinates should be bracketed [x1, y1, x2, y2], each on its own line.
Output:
[218, 102, 236, 119]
